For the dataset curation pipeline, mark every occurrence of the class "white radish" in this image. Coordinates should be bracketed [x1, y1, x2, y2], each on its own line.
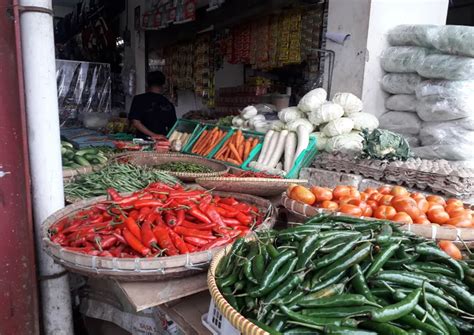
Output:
[257, 130, 274, 164]
[284, 132, 297, 172]
[292, 125, 310, 169]
[267, 130, 288, 168]
[262, 131, 280, 166]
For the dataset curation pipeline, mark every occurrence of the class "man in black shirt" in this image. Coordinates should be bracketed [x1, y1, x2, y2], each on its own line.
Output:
[129, 71, 177, 139]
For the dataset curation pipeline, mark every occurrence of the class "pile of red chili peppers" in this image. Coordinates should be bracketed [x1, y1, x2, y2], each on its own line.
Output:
[49, 183, 263, 258]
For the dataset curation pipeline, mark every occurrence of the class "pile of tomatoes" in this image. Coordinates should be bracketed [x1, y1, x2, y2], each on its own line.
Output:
[288, 184, 473, 228]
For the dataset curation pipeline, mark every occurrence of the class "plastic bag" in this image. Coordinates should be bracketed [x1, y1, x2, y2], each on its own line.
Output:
[419, 118, 474, 146]
[322, 117, 354, 137]
[349, 112, 379, 131]
[379, 111, 422, 135]
[418, 54, 474, 81]
[310, 132, 328, 151]
[381, 73, 423, 94]
[431, 25, 474, 58]
[413, 144, 474, 161]
[387, 24, 438, 48]
[385, 94, 417, 112]
[332, 92, 363, 115]
[402, 134, 421, 148]
[380, 47, 428, 73]
[415, 80, 474, 121]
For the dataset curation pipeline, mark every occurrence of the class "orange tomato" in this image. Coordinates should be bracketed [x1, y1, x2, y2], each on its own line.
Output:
[416, 198, 429, 214]
[367, 200, 379, 211]
[390, 186, 409, 197]
[362, 206, 373, 217]
[391, 195, 411, 206]
[363, 187, 378, 196]
[445, 216, 472, 228]
[392, 198, 421, 220]
[374, 205, 397, 220]
[426, 195, 446, 206]
[311, 186, 333, 202]
[427, 208, 450, 225]
[446, 198, 463, 207]
[447, 207, 470, 219]
[320, 200, 338, 211]
[428, 202, 444, 212]
[369, 193, 384, 202]
[378, 186, 392, 195]
[410, 192, 426, 201]
[290, 186, 316, 205]
[348, 187, 361, 200]
[392, 212, 413, 224]
[360, 192, 369, 201]
[339, 204, 363, 217]
[339, 197, 358, 206]
[438, 240, 462, 260]
[379, 195, 394, 206]
[287, 183, 299, 194]
[333, 186, 351, 200]
[414, 216, 431, 224]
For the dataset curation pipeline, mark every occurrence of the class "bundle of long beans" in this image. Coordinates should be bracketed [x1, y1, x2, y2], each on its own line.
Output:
[64, 163, 181, 200]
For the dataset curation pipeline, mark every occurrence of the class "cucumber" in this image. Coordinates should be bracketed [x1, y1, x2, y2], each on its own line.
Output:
[61, 141, 74, 149]
[74, 155, 91, 166]
[83, 154, 98, 161]
[64, 150, 75, 159]
[90, 158, 100, 164]
[61, 147, 67, 155]
[76, 148, 98, 156]
[95, 156, 108, 164]
[69, 163, 81, 169]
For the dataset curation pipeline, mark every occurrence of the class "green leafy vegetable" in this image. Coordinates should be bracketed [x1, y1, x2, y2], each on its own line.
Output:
[360, 128, 412, 161]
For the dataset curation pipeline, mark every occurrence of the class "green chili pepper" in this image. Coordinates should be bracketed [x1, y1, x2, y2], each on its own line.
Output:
[249, 257, 297, 298]
[406, 262, 457, 278]
[435, 281, 474, 313]
[220, 238, 246, 277]
[309, 269, 348, 293]
[269, 316, 287, 332]
[316, 242, 372, 282]
[438, 310, 460, 335]
[266, 243, 280, 259]
[221, 287, 239, 310]
[219, 268, 240, 288]
[360, 321, 408, 335]
[323, 325, 377, 335]
[373, 271, 445, 297]
[301, 305, 378, 318]
[295, 233, 321, 269]
[249, 319, 282, 335]
[280, 306, 358, 328]
[282, 326, 321, 334]
[314, 237, 361, 271]
[365, 242, 400, 278]
[415, 245, 464, 280]
[252, 253, 266, 281]
[384, 253, 419, 268]
[243, 243, 259, 284]
[443, 313, 474, 333]
[298, 293, 380, 308]
[351, 264, 376, 302]
[376, 223, 393, 245]
[398, 314, 445, 335]
[296, 283, 345, 306]
[369, 288, 421, 322]
[260, 250, 295, 286]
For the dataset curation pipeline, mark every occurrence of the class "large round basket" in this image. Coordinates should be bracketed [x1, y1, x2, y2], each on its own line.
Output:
[281, 193, 474, 248]
[42, 192, 276, 281]
[110, 152, 229, 182]
[208, 246, 268, 335]
[196, 177, 308, 197]
[63, 164, 106, 181]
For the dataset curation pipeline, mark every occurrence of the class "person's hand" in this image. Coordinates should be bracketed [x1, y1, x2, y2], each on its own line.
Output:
[151, 134, 167, 141]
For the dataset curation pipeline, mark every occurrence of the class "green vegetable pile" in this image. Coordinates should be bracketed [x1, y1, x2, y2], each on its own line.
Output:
[216, 115, 234, 127]
[156, 162, 214, 173]
[361, 129, 412, 161]
[215, 214, 474, 334]
[64, 163, 181, 199]
[61, 141, 109, 169]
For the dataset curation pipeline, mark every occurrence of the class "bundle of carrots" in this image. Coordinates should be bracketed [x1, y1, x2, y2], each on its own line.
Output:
[214, 130, 259, 166]
[191, 127, 228, 156]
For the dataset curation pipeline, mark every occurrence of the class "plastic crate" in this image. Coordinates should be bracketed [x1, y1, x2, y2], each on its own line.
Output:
[212, 130, 264, 168]
[201, 299, 239, 335]
[183, 124, 233, 158]
[167, 119, 202, 152]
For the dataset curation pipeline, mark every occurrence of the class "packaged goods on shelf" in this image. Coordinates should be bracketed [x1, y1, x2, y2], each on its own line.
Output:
[381, 73, 423, 94]
[379, 111, 422, 135]
[385, 94, 417, 112]
[380, 46, 428, 73]
[418, 53, 474, 81]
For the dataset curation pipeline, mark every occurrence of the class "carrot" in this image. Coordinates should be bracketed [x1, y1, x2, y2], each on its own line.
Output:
[251, 137, 259, 148]
[192, 130, 208, 153]
[235, 130, 243, 148]
[243, 139, 252, 160]
[238, 141, 244, 160]
[214, 136, 230, 157]
[201, 129, 219, 155]
[197, 127, 217, 154]
[229, 143, 243, 164]
[227, 158, 241, 165]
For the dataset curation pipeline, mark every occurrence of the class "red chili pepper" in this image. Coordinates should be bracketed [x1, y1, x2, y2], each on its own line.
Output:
[128, 210, 139, 220]
[147, 182, 175, 191]
[188, 207, 212, 224]
[155, 213, 165, 227]
[213, 195, 221, 203]
[205, 204, 225, 227]
[113, 195, 139, 206]
[181, 220, 216, 230]
[168, 230, 189, 254]
[61, 221, 83, 235]
[199, 237, 232, 251]
[109, 245, 125, 257]
[183, 236, 209, 247]
[99, 251, 113, 257]
[107, 188, 123, 201]
[164, 211, 177, 226]
[222, 217, 242, 226]
[50, 218, 70, 234]
[235, 212, 253, 226]
[185, 214, 197, 222]
[173, 226, 216, 240]
[235, 203, 251, 213]
[134, 199, 163, 209]
[88, 250, 101, 256]
[217, 203, 240, 217]
[125, 217, 141, 240]
[51, 233, 68, 246]
[185, 243, 197, 253]
[175, 209, 185, 226]
[113, 231, 127, 245]
[137, 207, 152, 221]
[219, 197, 238, 206]
[238, 228, 250, 237]
[123, 228, 150, 256]
[153, 226, 179, 256]
[198, 195, 212, 212]
[141, 221, 158, 248]
[97, 235, 117, 250]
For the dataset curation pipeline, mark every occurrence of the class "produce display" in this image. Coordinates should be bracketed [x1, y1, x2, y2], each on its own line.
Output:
[287, 184, 474, 228]
[61, 141, 108, 169]
[213, 130, 260, 166]
[155, 162, 214, 174]
[64, 163, 181, 200]
[168, 130, 192, 148]
[50, 184, 264, 258]
[214, 215, 474, 334]
[223, 171, 283, 179]
[191, 127, 229, 157]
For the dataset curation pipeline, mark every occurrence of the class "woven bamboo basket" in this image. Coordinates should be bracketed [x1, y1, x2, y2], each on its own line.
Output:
[63, 164, 106, 180]
[195, 177, 308, 197]
[208, 246, 268, 335]
[281, 193, 474, 248]
[110, 152, 229, 182]
[42, 192, 276, 281]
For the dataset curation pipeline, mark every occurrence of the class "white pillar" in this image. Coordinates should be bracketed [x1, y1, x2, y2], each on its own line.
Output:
[19, 1, 74, 334]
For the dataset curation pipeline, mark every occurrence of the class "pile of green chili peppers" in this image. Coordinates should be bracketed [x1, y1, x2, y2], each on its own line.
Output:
[215, 214, 474, 334]
[156, 162, 214, 174]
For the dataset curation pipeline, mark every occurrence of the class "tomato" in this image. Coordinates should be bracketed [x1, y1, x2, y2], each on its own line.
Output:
[410, 192, 426, 201]
[367, 200, 379, 211]
[392, 212, 413, 224]
[290, 186, 316, 205]
[427, 209, 449, 225]
[416, 198, 429, 214]
[333, 186, 351, 200]
[287, 183, 299, 194]
[348, 186, 361, 199]
[339, 204, 363, 217]
[378, 186, 392, 195]
[360, 192, 369, 201]
[311, 186, 333, 202]
[446, 198, 463, 207]
[438, 240, 462, 260]
[390, 186, 409, 197]
[374, 205, 397, 220]
[414, 216, 431, 224]
[320, 200, 338, 211]
[362, 206, 373, 217]
[447, 207, 471, 219]
[369, 193, 383, 202]
[428, 202, 444, 212]
[339, 197, 358, 206]
[391, 195, 411, 206]
[445, 201, 464, 212]
[379, 195, 394, 206]
[392, 198, 420, 220]
[426, 195, 446, 206]
[445, 216, 472, 228]
[363, 187, 378, 196]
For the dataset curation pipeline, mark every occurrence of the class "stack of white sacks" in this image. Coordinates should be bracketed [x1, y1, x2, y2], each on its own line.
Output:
[379, 25, 474, 162]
